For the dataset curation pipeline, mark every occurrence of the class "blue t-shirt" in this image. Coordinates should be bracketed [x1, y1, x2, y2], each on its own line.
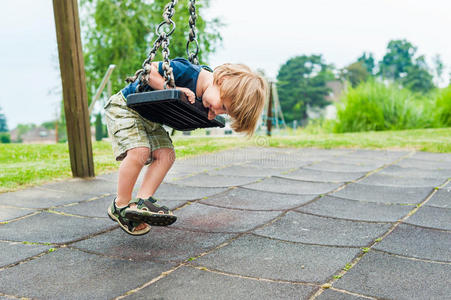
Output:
[121, 58, 209, 99]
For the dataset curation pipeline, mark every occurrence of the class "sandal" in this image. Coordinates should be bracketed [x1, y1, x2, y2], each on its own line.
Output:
[107, 199, 150, 236]
[125, 197, 177, 226]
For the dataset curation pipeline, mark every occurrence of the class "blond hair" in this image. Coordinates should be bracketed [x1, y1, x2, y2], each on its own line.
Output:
[213, 64, 268, 136]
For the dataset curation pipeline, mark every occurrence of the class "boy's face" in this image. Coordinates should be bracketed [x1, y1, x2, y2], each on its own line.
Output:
[202, 84, 231, 120]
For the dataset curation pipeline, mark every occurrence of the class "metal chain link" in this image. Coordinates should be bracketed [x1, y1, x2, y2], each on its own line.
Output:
[186, 0, 199, 65]
[137, 0, 177, 91]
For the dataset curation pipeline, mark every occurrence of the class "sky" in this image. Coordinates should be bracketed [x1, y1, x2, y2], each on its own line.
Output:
[1, 0, 450, 130]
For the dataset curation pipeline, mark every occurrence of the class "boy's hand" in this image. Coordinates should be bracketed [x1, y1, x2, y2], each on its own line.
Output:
[207, 109, 216, 120]
[178, 87, 195, 104]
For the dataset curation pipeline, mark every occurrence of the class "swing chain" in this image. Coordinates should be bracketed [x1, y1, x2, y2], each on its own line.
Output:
[186, 0, 199, 65]
[138, 0, 177, 91]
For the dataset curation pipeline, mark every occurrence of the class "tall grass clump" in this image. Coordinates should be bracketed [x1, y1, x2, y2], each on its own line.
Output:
[334, 80, 435, 133]
[434, 85, 451, 127]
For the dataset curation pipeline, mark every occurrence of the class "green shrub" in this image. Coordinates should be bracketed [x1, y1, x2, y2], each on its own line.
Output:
[434, 85, 451, 127]
[334, 80, 435, 133]
[0, 132, 10, 143]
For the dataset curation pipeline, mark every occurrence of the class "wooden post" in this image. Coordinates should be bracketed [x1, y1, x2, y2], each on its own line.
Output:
[266, 82, 273, 136]
[53, 0, 94, 177]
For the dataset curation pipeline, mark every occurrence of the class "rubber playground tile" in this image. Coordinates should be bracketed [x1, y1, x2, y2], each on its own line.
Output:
[178, 154, 245, 167]
[344, 149, 408, 160]
[358, 173, 445, 188]
[395, 158, 451, 170]
[172, 203, 280, 233]
[297, 195, 413, 222]
[175, 174, 259, 187]
[127, 266, 315, 300]
[379, 165, 451, 179]
[332, 183, 433, 204]
[411, 151, 451, 162]
[278, 168, 366, 183]
[0, 248, 173, 299]
[40, 178, 117, 196]
[0, 212, 114, 244]
[152, 183, 228, 201]
[0, 241, 50, 268]
[0, 206, 36, 222]
[200, 187, 316, 210]
[54, 196, 112, 218]
[324, 156, 389, 166]
[252, 151, 323, 162]
[162, 171, 194, 182]
[404, 206, 451, 230]
[317, 289, 370, 300]
[305, 162, 382, 173]
[193, 234, 360, 283]
[292, 148, 354, 157]
[426, 189, 451, 208]
[374, 224, 451, 262]
[254, 211, 390, 247]
[334, 251, 451, 300]
[72, 227, 234, 262]
[207, 165, 292, 177]
[243, 177, 342, 195]
[245, 159, 315, 169]
[167, 162, 215, 174]
[0, 187, 91, 209]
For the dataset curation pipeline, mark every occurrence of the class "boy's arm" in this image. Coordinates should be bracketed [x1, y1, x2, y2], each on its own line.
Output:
[147, 62, 195, 104]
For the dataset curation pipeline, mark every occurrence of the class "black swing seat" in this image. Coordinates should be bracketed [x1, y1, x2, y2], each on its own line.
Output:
[126, 89, 225, 131]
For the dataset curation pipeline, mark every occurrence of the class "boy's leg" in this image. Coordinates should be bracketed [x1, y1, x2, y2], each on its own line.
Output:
[137, 147, 175, 198]
[116, 147, 151, 231]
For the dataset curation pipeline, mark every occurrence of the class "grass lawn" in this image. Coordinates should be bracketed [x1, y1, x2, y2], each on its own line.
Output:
[0, 127, 450, 193]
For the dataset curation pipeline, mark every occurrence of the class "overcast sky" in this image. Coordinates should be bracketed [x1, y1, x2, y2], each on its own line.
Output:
[1, 0, 450, 129]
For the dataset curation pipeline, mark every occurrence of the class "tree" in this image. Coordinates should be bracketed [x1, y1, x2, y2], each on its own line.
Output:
[341, 61, 369, 87]
[276, 55, 333, 123]
[81, 0, 223, 102]
[379, 39, 417, 80]
[357, 52, 375, 75]
[0, 106, 8, 132]
[401, 56, 434, 93]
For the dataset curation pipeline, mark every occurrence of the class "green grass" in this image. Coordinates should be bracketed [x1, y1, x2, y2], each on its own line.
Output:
[1, 127, 450, 193]
[334, 80, 437, 132]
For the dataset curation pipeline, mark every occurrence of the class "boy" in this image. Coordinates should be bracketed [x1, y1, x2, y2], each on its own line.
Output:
[105, 58, 267, 235]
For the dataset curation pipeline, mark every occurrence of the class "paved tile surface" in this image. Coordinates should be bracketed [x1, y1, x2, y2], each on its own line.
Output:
[334, 251, 451, 300]
[0, 206, 36, 222]
[243, 177, 342, 195]
[0, 241, 50, 268]
[254, 211, 391, 246]
[199, 187, 316, 210]
[297, 195, 413, 222]
[0, 147, 449, 299]
[278, 168, 366, 183]
[128, 266, 315, 300]
[193, 234, 361, 283]
[332, 183, 433, 204]
[373, 224, 451, 261]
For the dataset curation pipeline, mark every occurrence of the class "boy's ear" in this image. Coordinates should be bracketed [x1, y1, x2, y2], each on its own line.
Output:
[215, 77, 226, 86]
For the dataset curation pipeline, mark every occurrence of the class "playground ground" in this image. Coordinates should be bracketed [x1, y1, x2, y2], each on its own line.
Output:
[0, 146, 450, 299]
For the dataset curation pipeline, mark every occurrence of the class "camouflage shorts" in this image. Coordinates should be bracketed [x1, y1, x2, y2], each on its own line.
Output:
[104, 92, 174, 164]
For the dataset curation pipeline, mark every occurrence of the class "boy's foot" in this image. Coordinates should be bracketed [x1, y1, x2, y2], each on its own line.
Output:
[125, 197, 177, 226]
[108, 199, 150, 236]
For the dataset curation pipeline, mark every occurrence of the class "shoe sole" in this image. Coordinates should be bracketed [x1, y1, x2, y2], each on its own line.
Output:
[125, 208, 177, 226]
[108, 209, 150, 236]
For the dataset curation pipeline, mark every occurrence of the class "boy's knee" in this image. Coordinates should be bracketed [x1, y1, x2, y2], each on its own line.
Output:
[152, 148, 176, 165]
[127, 147, 151, 165]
